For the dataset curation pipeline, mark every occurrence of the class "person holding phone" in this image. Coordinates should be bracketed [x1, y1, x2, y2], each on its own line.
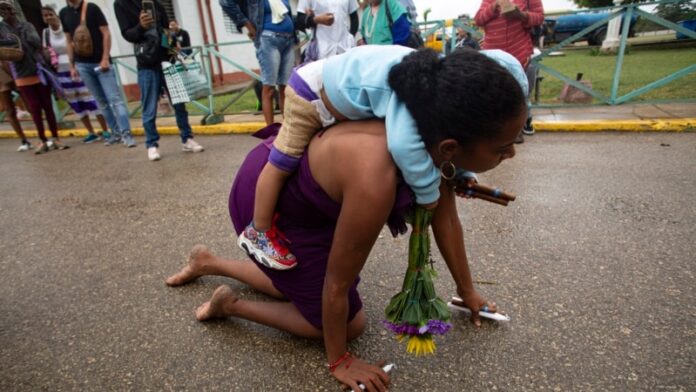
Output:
[114, 0, 204, 161]
[60, 0, 136, 148]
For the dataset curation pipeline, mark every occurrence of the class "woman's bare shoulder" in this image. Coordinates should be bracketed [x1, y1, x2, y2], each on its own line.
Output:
[308, 120, 397, 201]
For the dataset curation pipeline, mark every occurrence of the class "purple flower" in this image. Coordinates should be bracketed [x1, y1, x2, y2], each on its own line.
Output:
[382, 321, 419, 335]
[382, 320, 452, 336]
[425, 319, 452, 335]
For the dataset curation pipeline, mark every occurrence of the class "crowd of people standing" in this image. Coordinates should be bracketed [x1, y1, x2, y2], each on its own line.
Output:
[0, 0, 201, 160]
[1, 0, 543, 150]
[1, 0, 547, 389]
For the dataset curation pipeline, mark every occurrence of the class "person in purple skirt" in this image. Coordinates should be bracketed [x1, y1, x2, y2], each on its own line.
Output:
[41, 6, 110, 144]
[166, 49, 526, 390]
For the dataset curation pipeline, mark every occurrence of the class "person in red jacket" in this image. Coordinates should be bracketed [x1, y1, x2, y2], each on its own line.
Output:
[475, 0, 544, 142]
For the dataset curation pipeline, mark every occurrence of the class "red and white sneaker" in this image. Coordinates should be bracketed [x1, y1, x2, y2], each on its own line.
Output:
[237, 222, 297, 270]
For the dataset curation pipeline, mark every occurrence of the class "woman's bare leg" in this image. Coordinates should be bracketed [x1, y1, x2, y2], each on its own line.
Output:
[195, 285, 322, 338]
[166, 245, 283, 299]
[196, 285, 367, 340]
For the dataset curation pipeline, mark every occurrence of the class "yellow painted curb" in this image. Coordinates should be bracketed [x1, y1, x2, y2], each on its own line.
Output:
[2, 119, 695, 139]
[535, 118, 696, 132]
[0, 122, 267, 139]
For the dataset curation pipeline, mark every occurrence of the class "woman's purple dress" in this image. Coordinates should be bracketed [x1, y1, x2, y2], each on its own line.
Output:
[229, 128, 412, 329]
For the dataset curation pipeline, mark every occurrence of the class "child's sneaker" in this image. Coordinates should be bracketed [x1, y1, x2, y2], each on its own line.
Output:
[237, 223, 297, 270]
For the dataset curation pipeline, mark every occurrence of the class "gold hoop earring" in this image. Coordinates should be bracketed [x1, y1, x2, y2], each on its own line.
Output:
[440, 161, 456, 180]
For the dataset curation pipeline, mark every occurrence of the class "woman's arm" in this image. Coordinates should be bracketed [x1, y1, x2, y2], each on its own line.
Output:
[474, 0, 500, 27]
[431, 182, 490, 326]
[319, 132, 395, 390]
[524, 0, 545, 27]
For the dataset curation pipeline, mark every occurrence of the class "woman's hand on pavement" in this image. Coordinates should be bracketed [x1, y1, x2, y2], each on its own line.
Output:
[332, 357, 390, 392]
[457, 289, 496, 327]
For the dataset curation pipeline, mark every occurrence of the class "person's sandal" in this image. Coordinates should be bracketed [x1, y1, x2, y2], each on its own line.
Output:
[34, 141, 49, 155]
[51, 140, 70, 150]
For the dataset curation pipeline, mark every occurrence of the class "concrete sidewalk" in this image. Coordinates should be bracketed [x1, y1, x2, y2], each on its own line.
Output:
[1, 102, 695, 139]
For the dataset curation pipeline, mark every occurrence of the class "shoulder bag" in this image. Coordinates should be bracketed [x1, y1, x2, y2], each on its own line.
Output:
[73, 1, 94, 57]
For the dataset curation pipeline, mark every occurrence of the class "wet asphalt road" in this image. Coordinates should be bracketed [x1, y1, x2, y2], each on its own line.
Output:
[0, 133, 694, 391]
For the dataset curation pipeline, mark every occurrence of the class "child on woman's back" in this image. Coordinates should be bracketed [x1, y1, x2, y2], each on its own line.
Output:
[238, 45, 528, 270]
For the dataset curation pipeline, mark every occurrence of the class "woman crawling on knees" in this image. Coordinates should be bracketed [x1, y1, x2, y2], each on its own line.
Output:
[166, 48, 527, 391]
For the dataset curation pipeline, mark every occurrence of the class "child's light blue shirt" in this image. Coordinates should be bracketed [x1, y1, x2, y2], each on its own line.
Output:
[323, 45, 440, 204]
[322, 45, 527, 205]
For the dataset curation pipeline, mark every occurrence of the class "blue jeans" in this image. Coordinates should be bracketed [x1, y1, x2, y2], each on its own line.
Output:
[75, 62, 131, 138]
[256, 31, 295, 86]
[138, 68, 192, 148]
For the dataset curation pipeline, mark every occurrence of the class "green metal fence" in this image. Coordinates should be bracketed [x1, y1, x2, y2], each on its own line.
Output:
[418, 0, 696, 107]
[3, 0, 695, 126]
[533, 0, 696, 106]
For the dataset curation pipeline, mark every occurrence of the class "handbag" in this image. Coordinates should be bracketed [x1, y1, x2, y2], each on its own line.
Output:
[73, 0, 94, 57]
[162, 60, 211, 105]
[302, 33, 319, 64]
[384, 2, 423, 49]
[0, 32, 24, 62]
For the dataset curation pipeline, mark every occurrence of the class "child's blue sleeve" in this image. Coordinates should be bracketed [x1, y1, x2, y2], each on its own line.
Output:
[385, 95, 440, 205]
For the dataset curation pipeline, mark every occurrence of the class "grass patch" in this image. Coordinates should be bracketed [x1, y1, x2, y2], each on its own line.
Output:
[185, 87, 259, 115]
[537, 46, 696, 103]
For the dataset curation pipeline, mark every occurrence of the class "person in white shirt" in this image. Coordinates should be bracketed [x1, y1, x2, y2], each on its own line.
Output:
[296, 0, 359, 61]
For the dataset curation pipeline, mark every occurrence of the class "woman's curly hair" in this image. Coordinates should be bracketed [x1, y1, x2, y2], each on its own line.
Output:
[388, 48, 526, 148]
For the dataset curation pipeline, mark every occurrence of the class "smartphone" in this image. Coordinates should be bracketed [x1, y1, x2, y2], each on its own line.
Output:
[142, 0, 155, 18]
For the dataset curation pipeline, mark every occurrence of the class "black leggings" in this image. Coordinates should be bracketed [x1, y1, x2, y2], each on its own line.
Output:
[18, 82, 58, 142]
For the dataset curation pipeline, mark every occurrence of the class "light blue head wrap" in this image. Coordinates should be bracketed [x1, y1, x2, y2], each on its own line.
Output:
[480, 49, 529, 95]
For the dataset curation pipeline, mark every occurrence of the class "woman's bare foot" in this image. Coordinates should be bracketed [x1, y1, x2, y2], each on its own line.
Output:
[165, 245, 211, 286]
[196, 285, 239, 321]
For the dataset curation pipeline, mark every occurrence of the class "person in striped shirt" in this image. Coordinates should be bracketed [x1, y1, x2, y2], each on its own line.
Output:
[475, 0, 544, 142]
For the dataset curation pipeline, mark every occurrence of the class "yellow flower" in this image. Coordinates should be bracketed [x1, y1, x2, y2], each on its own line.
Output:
[406, 335, 436, 356]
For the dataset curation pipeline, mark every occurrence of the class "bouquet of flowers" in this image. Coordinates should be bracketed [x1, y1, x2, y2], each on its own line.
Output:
[383, 206, 451, 355]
